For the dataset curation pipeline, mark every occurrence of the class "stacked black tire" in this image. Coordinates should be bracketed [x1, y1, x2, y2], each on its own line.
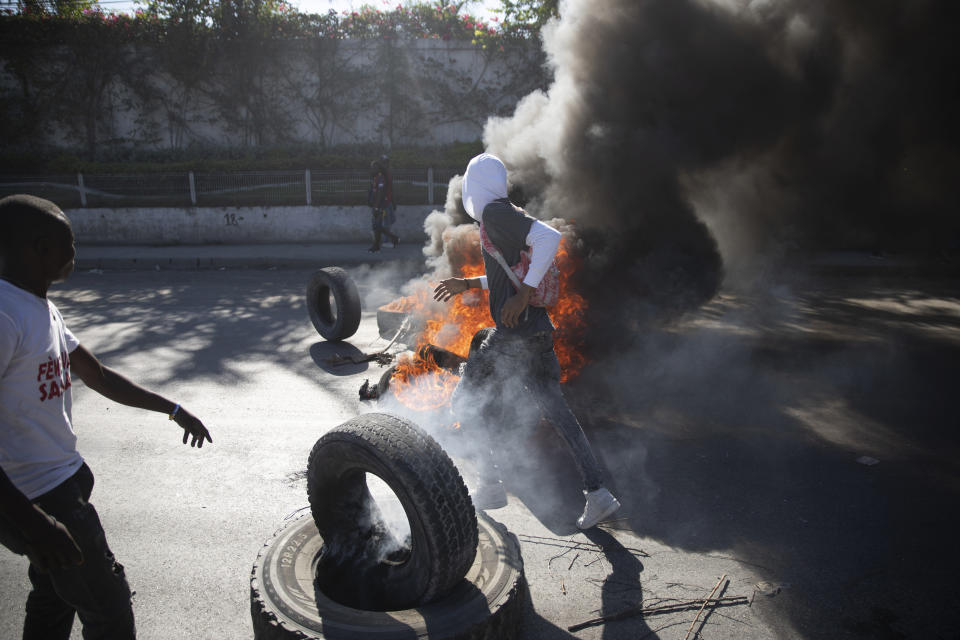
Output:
[250, 413, 525, 640]
[307, 413, 477, 611]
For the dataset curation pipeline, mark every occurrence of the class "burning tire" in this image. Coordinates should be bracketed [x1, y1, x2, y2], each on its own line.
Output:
[306, 267, 361, 341]
[375, 328, 493, 405]
[306, 413, 478, 611]
[250, 511, 524, 640]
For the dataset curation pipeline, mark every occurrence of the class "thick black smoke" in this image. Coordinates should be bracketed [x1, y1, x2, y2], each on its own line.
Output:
[452, 0, 957, 330]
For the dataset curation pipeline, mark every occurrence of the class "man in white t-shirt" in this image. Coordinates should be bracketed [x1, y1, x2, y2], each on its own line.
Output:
[0, 194, 212, 640]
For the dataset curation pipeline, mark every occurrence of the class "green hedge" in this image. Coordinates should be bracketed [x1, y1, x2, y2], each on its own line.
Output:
[0, 141, 484, 175]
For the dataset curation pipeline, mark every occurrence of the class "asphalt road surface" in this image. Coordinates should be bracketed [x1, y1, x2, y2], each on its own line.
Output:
[1, 262, 958, 639]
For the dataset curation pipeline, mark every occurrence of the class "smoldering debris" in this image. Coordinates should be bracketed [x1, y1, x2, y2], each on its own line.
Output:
[328, 352, 394, 367]
[359, 378, 381, 400]
[314, 483, 412, 611]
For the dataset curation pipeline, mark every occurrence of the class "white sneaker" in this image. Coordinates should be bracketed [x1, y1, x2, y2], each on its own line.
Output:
[577, 487, 621, 529]
[471, 481, 507, 511]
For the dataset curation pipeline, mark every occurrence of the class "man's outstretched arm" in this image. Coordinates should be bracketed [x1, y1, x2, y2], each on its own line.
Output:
[433, 276, 487, 302]
[69, 345, 212, 448]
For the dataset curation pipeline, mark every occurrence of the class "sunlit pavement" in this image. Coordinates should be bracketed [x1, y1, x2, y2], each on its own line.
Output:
[1, 261, 958, 639]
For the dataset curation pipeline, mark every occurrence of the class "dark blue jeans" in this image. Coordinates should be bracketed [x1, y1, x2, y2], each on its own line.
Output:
[0, 463, 135, 640]
[370, 207, 398, 248]
[450, 328, 604, 491]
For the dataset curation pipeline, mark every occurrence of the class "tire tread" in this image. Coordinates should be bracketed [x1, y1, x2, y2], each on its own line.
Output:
[306, 413, 478, 605]
[306, 267, 361, 341]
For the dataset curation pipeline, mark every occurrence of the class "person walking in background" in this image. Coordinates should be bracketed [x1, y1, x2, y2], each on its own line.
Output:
[433, 153, 621, 530]
[0, 194, 213, 639]
[367, 156, 399, 253]
[378, 154, 398, 230]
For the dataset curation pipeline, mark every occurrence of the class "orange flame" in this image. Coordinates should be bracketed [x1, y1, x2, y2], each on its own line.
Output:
[388, 228, 588, 410]
[390, 354, 459, 412]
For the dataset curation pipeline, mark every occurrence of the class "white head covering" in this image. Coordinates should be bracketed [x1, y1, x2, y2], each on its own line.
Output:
[461, 153, 508, 222]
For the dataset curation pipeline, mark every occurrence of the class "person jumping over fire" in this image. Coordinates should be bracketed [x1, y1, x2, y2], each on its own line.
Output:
[0, 194, 212, 639]
[433, 153, 620, 530]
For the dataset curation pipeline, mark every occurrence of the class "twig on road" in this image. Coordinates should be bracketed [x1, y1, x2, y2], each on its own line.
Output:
[567, 595, 748, 632]
[684, 574, 727, 640]
[519, 533, 648, 558]
[548, 545, 574, 567]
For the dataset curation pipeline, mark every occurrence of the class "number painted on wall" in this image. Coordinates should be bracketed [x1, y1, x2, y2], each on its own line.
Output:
[224, 213, 240, 226]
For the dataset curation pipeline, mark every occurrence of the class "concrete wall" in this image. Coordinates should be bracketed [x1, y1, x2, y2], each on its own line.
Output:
[1, 38, 544, 151]
[66, 205, 437, 245]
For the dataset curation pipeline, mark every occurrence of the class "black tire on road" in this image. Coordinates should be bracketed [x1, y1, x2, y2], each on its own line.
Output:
[307, 267, 361, 341]
[250, 511, 525, 640]
[306, 413, 478, 611]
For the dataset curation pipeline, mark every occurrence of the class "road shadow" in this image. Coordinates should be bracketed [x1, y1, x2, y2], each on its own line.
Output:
[54, 269, 321, 386]
[559, 274, 960, 639]
[580, 527, 652, 640]
[54, 266, 416, 389]
[516, 575, 589, 639]
[309, 341, 373, 376]
[487, 273, 960, 639]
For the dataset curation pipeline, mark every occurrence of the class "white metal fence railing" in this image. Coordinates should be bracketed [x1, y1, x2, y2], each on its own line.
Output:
[0, 169, 459, 209]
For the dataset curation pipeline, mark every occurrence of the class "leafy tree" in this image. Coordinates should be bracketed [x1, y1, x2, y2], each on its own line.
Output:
[214, 0, 294, 37]
[132, 0, 215, 148]
[281, 38, 366, 147]
[494, 0, 558, 37]
[15, 0, 98, 18]
[412, 34, 547, 130]
[136, 0, 215, 23]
